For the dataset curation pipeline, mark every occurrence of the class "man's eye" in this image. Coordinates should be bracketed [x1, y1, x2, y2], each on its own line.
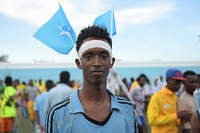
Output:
[85, 55, 92, 59]
[102, 54, 109, 59]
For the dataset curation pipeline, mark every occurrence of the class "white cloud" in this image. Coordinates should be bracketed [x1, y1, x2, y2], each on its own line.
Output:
[186, 24, 200, 34]
[0, 0, 176, 31]
[116, 1, 176, 29]
[0, 0, 108, 31]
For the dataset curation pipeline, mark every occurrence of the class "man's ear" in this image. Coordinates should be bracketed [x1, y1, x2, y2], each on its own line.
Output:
[110, 57, 115, 68]
[75, 59, 82, 69]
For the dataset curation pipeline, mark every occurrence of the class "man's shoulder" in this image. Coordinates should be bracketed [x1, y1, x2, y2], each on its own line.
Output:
[49, 84, 73, 92]
[48, 96, 71, 113]
[115, 96, 133, 106]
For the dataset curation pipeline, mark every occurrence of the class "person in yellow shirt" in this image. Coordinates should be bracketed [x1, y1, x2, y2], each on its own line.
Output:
[37, 79, 46, 94]
[129, 80, 138, 92]
[147, 69, 192, 133]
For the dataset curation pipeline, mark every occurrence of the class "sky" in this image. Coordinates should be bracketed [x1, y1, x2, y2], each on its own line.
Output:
[0, 0, 200, 64]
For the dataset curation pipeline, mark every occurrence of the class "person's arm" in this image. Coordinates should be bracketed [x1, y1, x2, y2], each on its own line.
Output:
[34, 110, 43, 131]
[191, 111, 200, 133]
[45, 106, 57, 133]
[34, 97, 44, 132]
[147, 94, 178, 126]
[131, 89, 144, 103]
[177, 97, 192, 131]
[44, 93, 51, 114]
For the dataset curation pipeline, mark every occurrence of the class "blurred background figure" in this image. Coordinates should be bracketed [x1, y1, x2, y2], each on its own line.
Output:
[178, 70, 198, 133]
[191, 108, 200, 133]
[25, 79, 41, 126]
[152, 76, 163, 94]
[37, 79, 46, 94]
[0, 80, 5, 99]
[34, 79, 54, 133]
[44, 71, 74, 114]
[147, 69, 192, 133]
[1, 76, 17, 133]
[130, 74, 148, 133]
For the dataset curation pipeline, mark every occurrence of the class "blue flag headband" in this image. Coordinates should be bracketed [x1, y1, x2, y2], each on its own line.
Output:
[78, 40, 112, 58]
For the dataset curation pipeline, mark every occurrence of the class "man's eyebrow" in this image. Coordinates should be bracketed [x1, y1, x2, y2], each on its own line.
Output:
[82, 51, 94, 55]
[100, 50, 110, 54]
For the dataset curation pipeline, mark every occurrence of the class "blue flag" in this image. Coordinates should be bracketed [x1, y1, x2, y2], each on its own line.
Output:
[33, 4, 76, 54]
[93, 10, 116, 36]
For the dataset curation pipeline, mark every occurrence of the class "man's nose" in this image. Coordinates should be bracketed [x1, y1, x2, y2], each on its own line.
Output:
[93, 56, 101, 67]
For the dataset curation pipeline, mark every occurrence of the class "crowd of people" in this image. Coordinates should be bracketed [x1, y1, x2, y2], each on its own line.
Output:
[0, 74, 82, 133]
[108, 69, 200, 133]
[0, 26, 200, 133]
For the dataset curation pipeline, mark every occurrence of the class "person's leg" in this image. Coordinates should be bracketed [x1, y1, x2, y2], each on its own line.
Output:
[1, 118, 6, 133]
[139, 115, 148, 133]
[21, 100, 28, 118]
[2, 117, 14, 133]
[28, 101, 35, 126]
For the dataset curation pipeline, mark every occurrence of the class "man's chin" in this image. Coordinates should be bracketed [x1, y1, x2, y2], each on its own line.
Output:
[93, 80, 103, 86]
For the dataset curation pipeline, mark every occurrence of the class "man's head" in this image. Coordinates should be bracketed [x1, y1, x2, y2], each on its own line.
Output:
[75, 26, 115, 86]
[45, 80, 54, 92]
[5, 76, 12, 86]
[166, 69, 186, 92]
[183, 70, 198, 95]
[137, 74, 147, 88]
[76, 25, 112, 53]
[60, 71, 70, 84]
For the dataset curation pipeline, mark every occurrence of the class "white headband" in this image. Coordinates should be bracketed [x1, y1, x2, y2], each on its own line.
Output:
[78, 40, 112, 58]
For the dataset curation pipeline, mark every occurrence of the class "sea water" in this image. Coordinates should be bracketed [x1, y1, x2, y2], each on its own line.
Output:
[0, 65, 200, 84]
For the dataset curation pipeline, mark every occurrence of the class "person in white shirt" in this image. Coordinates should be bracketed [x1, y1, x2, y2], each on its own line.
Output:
[44, 71, 74, 114]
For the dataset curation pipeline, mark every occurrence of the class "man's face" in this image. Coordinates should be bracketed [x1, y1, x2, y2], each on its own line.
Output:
[138, 77, 146, 87]
[167, 78, 183, 92]
[183, 75, 198, 94]
[76, 38, 114, 86]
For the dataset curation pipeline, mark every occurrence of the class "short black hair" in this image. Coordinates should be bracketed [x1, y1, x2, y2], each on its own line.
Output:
[45, 80, 54, 91]
[60, 71, 70, 84]
[5, 76, 12, 86]
[76, 25, 112, 52]
[183, 70, 196, 78]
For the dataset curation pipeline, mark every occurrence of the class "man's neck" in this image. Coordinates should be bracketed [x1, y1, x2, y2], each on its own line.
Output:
[80, 86, 108, 101]
[185, 90, 193, 96]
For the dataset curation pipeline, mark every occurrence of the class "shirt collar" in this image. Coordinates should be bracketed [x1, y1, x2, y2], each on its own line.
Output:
[70, 90, 121, 114]
[161, 86, 174, 94]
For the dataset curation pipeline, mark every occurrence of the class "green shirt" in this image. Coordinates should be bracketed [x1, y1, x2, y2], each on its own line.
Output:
[0, 85, 5, 97]
[1, 86, 17, 118]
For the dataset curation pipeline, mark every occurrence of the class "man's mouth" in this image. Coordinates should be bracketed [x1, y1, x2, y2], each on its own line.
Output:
[91, 70, 104, 75]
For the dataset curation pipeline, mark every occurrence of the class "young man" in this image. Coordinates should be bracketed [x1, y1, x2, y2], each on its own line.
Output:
[34, 80, 54, 133]
[178, 70, 198, 133]
[44, 71, 73, 114]
[45, 26, 138, 133]
[147, 69, 192, 133]
[130, 74, 148, 133]
[1, 76, 17, 133]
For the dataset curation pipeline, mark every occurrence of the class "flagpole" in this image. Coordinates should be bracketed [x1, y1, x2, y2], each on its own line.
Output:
[109, 5, 135, 105]
[111, 5, 114, 36]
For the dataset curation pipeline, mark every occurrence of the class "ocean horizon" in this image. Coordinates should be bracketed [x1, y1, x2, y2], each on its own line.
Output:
[0, 61, 200, 84]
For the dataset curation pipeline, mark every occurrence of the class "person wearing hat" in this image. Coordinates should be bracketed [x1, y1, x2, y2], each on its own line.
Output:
[147, 69, 192, 133]
[45, 26, 138, 133]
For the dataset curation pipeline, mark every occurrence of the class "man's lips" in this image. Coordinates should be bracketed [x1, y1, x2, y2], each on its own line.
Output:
[91, 70, 104, 75]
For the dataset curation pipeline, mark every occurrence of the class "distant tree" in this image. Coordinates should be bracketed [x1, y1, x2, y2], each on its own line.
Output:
[0, 54, 9, 62]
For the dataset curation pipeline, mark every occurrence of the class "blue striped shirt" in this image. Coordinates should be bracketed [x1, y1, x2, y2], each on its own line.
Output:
[45, 90, 138, 133]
